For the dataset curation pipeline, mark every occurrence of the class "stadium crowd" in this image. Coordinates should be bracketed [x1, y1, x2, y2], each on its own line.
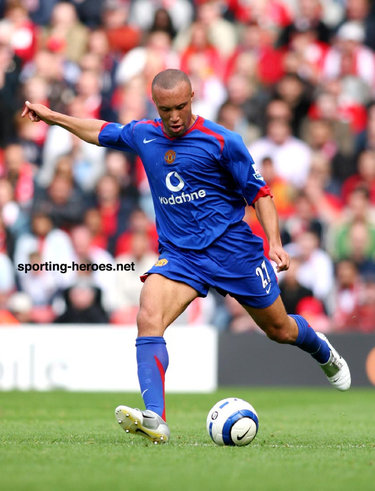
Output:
[0, 0, 375, 332]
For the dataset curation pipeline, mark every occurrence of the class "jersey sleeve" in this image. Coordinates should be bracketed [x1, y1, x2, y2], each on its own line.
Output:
[221, 132, 271, 205]
[98, 121, 138, 152]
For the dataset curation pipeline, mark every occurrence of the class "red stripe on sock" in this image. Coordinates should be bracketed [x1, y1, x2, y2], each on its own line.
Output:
[154, 355, 166, 421]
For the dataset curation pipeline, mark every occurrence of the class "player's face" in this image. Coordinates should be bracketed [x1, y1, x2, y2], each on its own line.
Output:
[152, 81, 195, 138]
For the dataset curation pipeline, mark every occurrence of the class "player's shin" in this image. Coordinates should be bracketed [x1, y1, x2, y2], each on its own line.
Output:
[289, 314, 330, 364]
[136, 336, 169, 421]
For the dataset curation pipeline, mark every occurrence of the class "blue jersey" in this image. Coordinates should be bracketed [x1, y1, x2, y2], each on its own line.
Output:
[98, 116, 270, 250]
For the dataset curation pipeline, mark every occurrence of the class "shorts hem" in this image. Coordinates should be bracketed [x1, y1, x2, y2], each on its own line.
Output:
[233, 291, 280, 309]
[144, 271, 208, 298]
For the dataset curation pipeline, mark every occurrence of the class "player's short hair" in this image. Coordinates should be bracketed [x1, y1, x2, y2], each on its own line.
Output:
[152, 69, 191, 92]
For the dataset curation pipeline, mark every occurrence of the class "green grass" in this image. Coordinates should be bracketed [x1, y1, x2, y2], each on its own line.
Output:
[0, 389, 374, 491]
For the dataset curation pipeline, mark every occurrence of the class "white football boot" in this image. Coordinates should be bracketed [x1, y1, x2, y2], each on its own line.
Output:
[115, 405, 170, 444]
[317, 333, 351, 391]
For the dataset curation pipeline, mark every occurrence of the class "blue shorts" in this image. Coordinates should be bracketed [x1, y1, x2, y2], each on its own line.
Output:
[145, 221, 280, 309]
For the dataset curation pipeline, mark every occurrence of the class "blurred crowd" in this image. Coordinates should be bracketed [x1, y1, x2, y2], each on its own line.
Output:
[0, 0, 375, 332]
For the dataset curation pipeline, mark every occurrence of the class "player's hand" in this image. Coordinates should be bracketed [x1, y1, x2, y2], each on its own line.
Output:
[21, 101, 54, 124]
[268, 244, 290, 272]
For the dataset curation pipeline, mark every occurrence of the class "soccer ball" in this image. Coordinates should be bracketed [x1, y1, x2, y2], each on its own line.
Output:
[206, 397, 259, 446]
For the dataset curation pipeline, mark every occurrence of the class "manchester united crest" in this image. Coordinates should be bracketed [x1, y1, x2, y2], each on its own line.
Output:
[155, 258, 168, 267]
[164, 150, 176, 164]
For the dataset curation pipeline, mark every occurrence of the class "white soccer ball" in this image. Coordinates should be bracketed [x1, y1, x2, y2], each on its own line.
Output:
[206, 397, 259, 446]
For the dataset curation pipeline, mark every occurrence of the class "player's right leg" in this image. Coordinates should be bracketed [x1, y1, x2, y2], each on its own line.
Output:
[243, 296, 351, 391]
[116, 273, 199, 443]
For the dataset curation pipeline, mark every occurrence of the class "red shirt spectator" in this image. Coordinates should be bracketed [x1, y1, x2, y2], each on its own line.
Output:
[342, 150, 375, 205]
[102, 1, 141, 57]
[227, 0, 291, 29]
[225, 22, 285, 86]
[3, 2, 38, 64]
[2, 143, 34, 207]
[180, 22, 223, 79]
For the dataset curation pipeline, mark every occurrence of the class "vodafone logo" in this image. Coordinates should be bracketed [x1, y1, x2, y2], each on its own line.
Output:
[166, 171, 184, 192]
[159, 171, 206, 206]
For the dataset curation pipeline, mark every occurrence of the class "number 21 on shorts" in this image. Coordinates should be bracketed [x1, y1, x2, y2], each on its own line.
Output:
[256, 260, 271, 293]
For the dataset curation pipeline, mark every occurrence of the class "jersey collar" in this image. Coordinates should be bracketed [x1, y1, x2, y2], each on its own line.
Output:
[161, 115, 201, 140]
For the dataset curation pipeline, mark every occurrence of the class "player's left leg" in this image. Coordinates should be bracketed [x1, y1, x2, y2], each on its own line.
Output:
[242, 296, 351, 391]
[116, 273, 199, 443]
[136, 273, 199, 412]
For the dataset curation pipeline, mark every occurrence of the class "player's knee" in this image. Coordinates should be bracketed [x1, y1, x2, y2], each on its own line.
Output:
[265, 323, 295, 344]
[137, 307, 164, 337]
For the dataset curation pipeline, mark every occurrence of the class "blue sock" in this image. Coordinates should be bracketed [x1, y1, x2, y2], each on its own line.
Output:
[136, 336, 169, 421]
[290, 314, 330, 364]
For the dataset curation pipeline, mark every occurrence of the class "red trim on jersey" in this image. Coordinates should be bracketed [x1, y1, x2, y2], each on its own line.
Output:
[183, 115, 201, 136]
[160, 127, 174, 140]
[195, 117, 224, 153]
[252, 184, 272, 204]
[100, 122, 110, 133]
[135, 120, 161, 128]
[154, 355, 166, 421]
[160, 115, 200, 140]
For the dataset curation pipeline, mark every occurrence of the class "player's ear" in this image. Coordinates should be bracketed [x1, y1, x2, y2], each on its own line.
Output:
[191, 91, 195, 100]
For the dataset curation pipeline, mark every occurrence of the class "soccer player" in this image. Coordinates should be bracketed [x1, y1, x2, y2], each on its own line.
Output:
[22, 69, 351, 444]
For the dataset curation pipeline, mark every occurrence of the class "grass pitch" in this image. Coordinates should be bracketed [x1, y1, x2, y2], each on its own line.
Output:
[0, 389, 374, 491]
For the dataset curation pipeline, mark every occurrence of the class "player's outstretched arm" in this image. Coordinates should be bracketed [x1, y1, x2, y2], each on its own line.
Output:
[21, 101, 106, 146]
[254, 195, 290, 272]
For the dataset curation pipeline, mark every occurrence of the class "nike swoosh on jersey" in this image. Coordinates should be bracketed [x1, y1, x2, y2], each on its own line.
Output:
[143, 138, 157, 144]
